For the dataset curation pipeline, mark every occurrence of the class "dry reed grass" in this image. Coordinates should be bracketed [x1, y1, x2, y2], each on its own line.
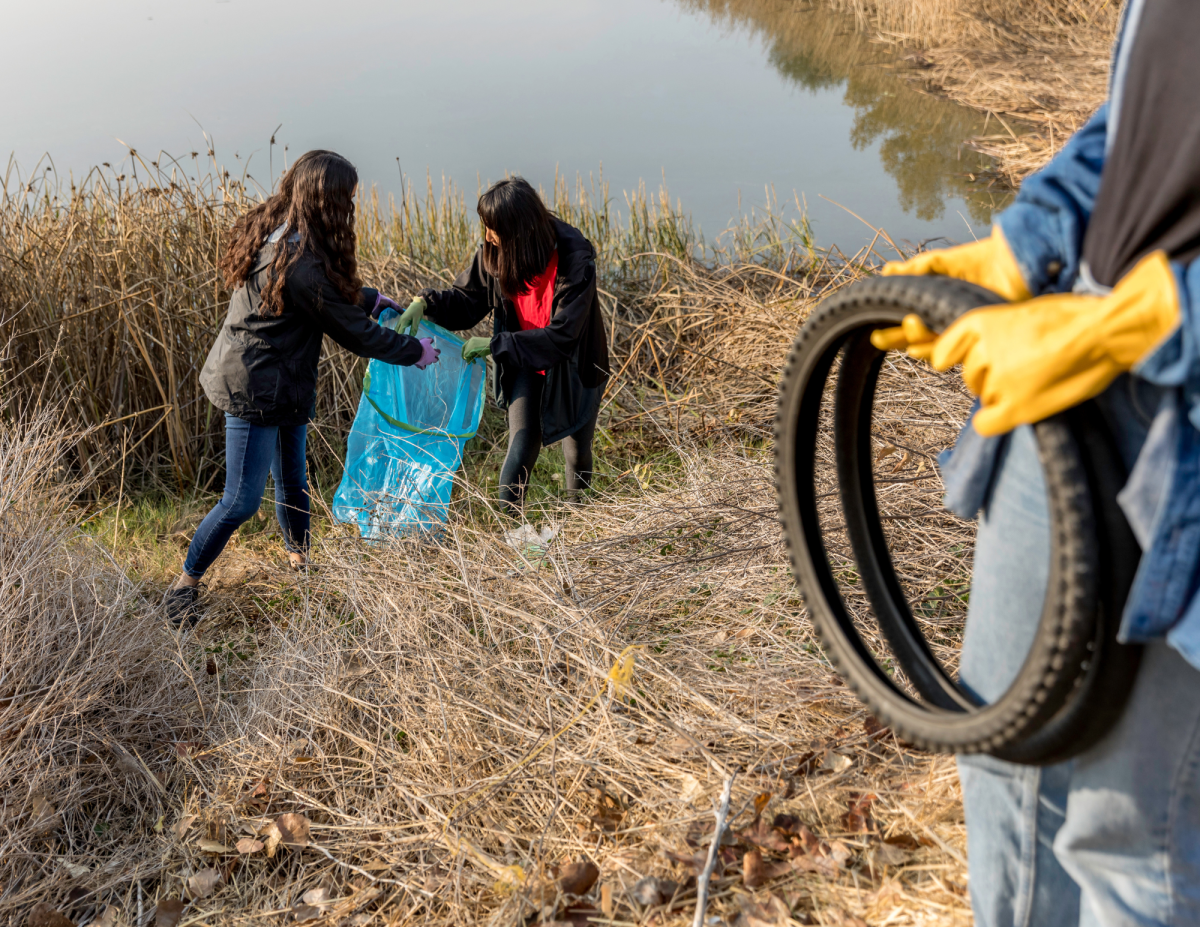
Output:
[0, 156, 810, 494]
[1, 417, 973, 927]
[0, 414, 194, 912]
[1, 158, 979, 926]
[827, 0, 1119, 183]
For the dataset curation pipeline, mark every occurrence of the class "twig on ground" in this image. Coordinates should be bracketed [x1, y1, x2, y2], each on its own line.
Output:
[693, 773, 736, 927]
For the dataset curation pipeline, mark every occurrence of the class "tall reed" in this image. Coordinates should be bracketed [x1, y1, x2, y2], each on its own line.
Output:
[1, 155, 815, 495]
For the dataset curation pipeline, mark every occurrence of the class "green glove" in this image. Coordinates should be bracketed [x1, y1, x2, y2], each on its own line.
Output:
[461, 336, 492, 362]
[394, 297, 426, 337]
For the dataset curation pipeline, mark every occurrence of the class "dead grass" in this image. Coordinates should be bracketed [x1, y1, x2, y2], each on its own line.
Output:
[1, 420, 972, 927]
[828, 0, 1119, 183]
[692, 0, 1116, 186]
[0, 161, 978, 926]
[0, 156, 812, 495]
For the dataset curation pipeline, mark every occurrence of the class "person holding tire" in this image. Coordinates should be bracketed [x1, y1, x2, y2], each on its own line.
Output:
[162, 150, 439, 630]
[400, 177, 610, 516]
[865, 2, 1200, 923]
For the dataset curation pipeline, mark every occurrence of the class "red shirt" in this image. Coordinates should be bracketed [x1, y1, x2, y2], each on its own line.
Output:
[512, 250, 558, 332]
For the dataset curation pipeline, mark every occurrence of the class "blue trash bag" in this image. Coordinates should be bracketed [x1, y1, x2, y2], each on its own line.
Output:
[332, 311, 485, 538]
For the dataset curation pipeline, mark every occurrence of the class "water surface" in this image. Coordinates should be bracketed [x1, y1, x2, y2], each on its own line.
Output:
[2, 0, 1008, 253]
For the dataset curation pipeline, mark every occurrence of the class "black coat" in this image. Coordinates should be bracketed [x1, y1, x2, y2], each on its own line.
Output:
[200, 244, 423, 426]
[421, 219, 609, 443]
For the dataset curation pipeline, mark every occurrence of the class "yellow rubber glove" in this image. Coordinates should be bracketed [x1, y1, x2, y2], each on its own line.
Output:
[870, 314, 939, 360]
[888, 251, 1179, 436]
[882, 226, 1032, 303]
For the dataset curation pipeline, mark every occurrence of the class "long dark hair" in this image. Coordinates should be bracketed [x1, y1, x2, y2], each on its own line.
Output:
[219, 150, 363, 316]
[477, 177, 557, 298]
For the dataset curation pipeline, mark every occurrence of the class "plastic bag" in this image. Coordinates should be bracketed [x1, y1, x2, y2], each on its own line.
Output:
[333, 312, 485, 538]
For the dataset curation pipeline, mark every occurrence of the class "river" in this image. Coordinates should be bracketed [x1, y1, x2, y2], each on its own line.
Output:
[2, 0, 1008, 254]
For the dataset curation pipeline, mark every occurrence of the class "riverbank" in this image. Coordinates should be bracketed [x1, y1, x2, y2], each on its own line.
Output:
[1, 164, 977, 926]
[694, 0, 1115, 187]
[831, 0, 1117, 183]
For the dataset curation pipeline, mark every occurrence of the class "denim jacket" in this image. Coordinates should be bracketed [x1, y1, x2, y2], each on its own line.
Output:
[941, 0, 1200, 669]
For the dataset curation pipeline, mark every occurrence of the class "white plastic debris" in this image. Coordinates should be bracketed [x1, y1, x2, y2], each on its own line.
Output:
[503, 523, 558, 556]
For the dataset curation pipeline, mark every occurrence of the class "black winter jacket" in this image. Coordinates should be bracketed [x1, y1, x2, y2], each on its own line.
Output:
[200, 244, 423, 426]
[420, 219, 609, 443]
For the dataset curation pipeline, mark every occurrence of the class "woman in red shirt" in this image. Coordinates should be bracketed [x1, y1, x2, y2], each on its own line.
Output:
[403, 177, 609, 515]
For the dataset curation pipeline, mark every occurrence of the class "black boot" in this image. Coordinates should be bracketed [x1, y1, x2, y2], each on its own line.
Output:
[162, 586, 202, 631]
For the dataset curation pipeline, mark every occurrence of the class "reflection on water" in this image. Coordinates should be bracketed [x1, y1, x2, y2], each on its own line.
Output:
[4, 0, 1008, 251]
[681, 0, 1011, 227]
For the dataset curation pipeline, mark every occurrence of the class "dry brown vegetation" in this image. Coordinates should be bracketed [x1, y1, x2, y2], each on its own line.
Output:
[694, 0, 1118, 186]
[1, 162, 977, 926]
[0, 156, 815, 494]
[830, 0, 1118, 182]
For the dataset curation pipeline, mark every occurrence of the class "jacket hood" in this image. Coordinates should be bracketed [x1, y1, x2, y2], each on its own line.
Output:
[553, 219, 595, 286]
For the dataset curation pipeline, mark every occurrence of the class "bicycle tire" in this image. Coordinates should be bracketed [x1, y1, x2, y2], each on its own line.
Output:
[773, 275, 1142, 761]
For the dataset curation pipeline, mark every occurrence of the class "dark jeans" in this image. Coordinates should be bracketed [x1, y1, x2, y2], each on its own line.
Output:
[500, 368, 598, 514]
[183, 413, 310, 578]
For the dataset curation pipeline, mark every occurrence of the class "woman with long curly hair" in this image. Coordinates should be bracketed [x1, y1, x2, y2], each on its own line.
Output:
[398, 177, 609, 515]
[163, 150, 439, 629]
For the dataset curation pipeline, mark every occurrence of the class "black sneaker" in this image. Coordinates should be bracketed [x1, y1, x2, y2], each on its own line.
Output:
[163, 586, 202, 631]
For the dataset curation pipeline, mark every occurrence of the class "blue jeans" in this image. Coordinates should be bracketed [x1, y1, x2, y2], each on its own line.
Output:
[183, 414, 310, 578]
[958, 384, 1200, 927]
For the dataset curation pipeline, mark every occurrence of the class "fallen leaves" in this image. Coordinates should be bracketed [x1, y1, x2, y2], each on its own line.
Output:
[840, 792, 877, 833]
[172, 815, 197, 839]
[737, 817, 794, 855]
[238, 777, 272, 813]
[734, 892, 793, 927]
[55, 858, 90, 879]
[196, 839, 233, 854]
[155, 899, 184, 927]
[185, 867, 223, 899]
[235, 836, 264, 854]
[727, 812, 855, 884]
[26, 903, 73, 927]
[275, 812, 311, 848]
[863, 715, 889, 740]
[261, 812, 312, 857]
[820, 751, 853, 773]
[288, 887, 334, 923]
[521, 858, 601, 921]
[865, 839, 911, 873]
[556, 861, 600, 897]
[742, 849, 796, 889]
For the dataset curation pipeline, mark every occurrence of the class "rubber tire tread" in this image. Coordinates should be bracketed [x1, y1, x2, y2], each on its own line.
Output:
[774, 275, 1139, 761]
